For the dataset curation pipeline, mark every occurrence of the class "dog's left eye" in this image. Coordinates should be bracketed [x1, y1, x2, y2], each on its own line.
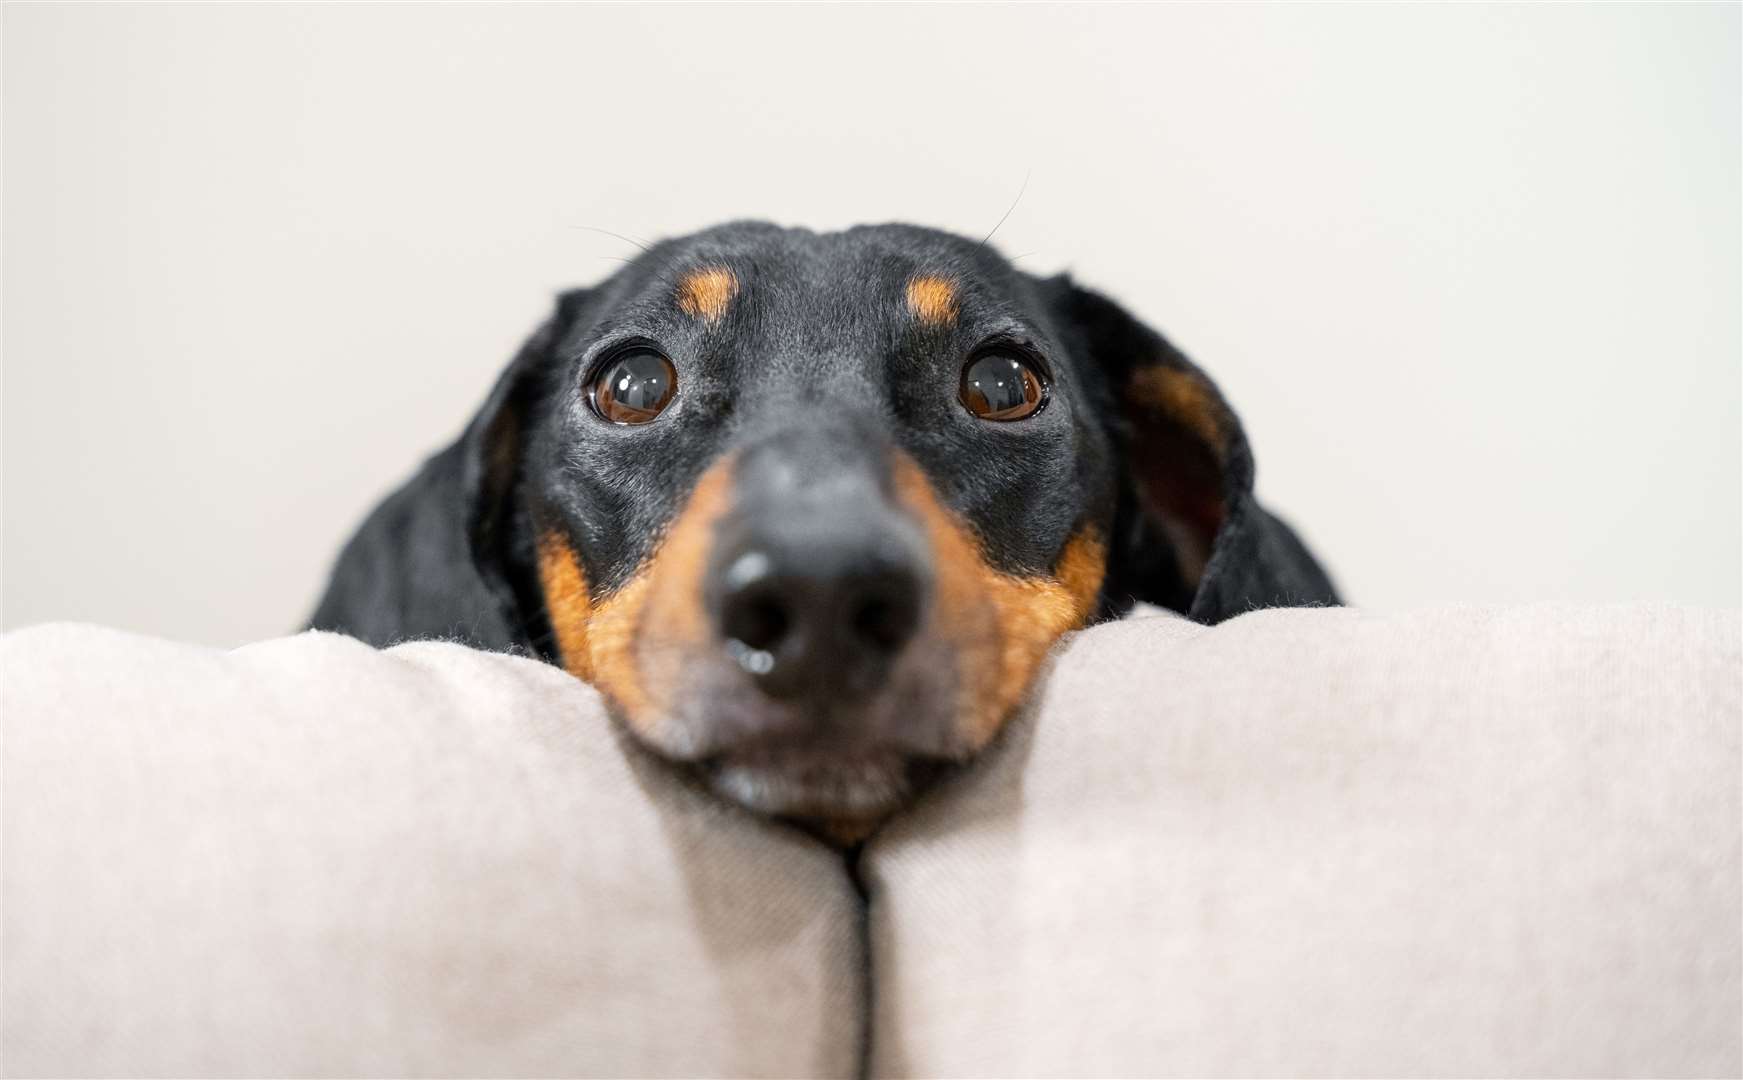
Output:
[960, 350, 1047, 421]
[590, 348, 678, 424]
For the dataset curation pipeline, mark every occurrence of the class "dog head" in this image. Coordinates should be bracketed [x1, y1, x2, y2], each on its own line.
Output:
[460, 222, 1261, 831]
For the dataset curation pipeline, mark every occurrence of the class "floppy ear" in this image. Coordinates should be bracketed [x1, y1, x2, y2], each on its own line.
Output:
[460, 288, 594, 653]
[1047, 278, 1338, 624]
[310, 288, 597, 649]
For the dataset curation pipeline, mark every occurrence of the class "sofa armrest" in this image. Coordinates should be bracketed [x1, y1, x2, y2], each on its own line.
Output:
[866, 606, 1741, 1078]
[2, 625, 860, 1078]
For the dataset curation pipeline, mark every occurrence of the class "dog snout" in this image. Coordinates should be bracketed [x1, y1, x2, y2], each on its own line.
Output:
[712, 507, 930, 701]
[707, 428, 933, 708]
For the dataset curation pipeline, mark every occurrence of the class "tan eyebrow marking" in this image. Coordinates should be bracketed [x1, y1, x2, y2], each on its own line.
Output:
[676, 266, 739, 322]
[905, 274, 959, 327]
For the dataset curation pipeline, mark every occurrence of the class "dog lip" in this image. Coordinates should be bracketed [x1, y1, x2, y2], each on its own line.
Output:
[699, 745, 953, 819]
[659, 671, 966, 764]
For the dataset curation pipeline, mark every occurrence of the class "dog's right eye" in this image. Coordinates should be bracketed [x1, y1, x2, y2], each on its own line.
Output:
[590, 348, 678, 424]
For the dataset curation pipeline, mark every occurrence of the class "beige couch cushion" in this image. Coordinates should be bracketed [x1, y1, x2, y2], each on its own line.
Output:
[6, 608, 1738, 1078]
[865, 606, 1741, 1078]
[2, 626, 860, 1078]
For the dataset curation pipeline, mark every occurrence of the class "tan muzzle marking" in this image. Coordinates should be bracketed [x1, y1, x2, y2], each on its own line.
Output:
[892, 455, 1105, 749]
[538, 452, 1104, 755]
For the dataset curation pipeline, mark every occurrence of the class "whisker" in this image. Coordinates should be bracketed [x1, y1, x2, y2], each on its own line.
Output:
[978, 170, 1032, 249]
[569, 223, 654, 253]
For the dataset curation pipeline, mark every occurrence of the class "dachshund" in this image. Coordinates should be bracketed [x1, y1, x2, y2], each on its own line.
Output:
[310, 221, 1338, 836]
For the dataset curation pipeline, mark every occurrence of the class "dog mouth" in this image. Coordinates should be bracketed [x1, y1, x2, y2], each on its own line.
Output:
[640, 636, 967, 824]
[697, 743, 954, 821]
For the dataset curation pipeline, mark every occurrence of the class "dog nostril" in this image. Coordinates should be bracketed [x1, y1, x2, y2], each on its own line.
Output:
[850, 580, 921, 655]
[719, 550, 790, 653]
[853, 597, 902, 652]
[725, 593, 789, 652]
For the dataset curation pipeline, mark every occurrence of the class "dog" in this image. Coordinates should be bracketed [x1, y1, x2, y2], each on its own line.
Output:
[310, 221, 1337, 835]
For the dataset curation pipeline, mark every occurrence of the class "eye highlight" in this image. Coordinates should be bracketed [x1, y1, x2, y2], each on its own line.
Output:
[590, 347, 677, 425]
[960, 350, 1047, 421]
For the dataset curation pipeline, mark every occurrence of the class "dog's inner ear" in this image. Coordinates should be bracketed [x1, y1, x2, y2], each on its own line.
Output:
[1119, 363, 1235, 588]
[1049, 278, 1249, 615]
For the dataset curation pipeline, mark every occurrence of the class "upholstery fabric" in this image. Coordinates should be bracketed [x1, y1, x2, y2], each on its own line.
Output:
[1, 626, 861, 1078]
[4, 608, 1738, 1077]
[865, 606, 1741, 1078]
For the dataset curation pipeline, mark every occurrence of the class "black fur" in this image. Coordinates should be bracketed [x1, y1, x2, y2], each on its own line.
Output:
[310, 221, 1337, 653]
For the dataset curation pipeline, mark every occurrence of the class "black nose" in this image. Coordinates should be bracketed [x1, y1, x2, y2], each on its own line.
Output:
[713, 517, 929, 702]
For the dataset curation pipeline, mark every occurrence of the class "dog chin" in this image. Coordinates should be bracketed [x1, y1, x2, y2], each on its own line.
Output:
[703, 751, 918, 820]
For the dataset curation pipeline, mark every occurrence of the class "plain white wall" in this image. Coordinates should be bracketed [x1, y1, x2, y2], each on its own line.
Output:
[4, 3, 1738, 646]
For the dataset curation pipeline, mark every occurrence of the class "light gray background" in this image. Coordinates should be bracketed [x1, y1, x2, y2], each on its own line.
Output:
[4, 3, 1739, 646]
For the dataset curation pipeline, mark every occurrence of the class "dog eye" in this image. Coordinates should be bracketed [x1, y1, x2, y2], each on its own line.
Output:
[960, 350, 1046, 421]
[590, 348, 677, 424]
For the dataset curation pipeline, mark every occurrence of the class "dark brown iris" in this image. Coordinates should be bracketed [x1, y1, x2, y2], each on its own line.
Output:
[591, 348, 677, 424]
[960, 351, 1046, 421]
